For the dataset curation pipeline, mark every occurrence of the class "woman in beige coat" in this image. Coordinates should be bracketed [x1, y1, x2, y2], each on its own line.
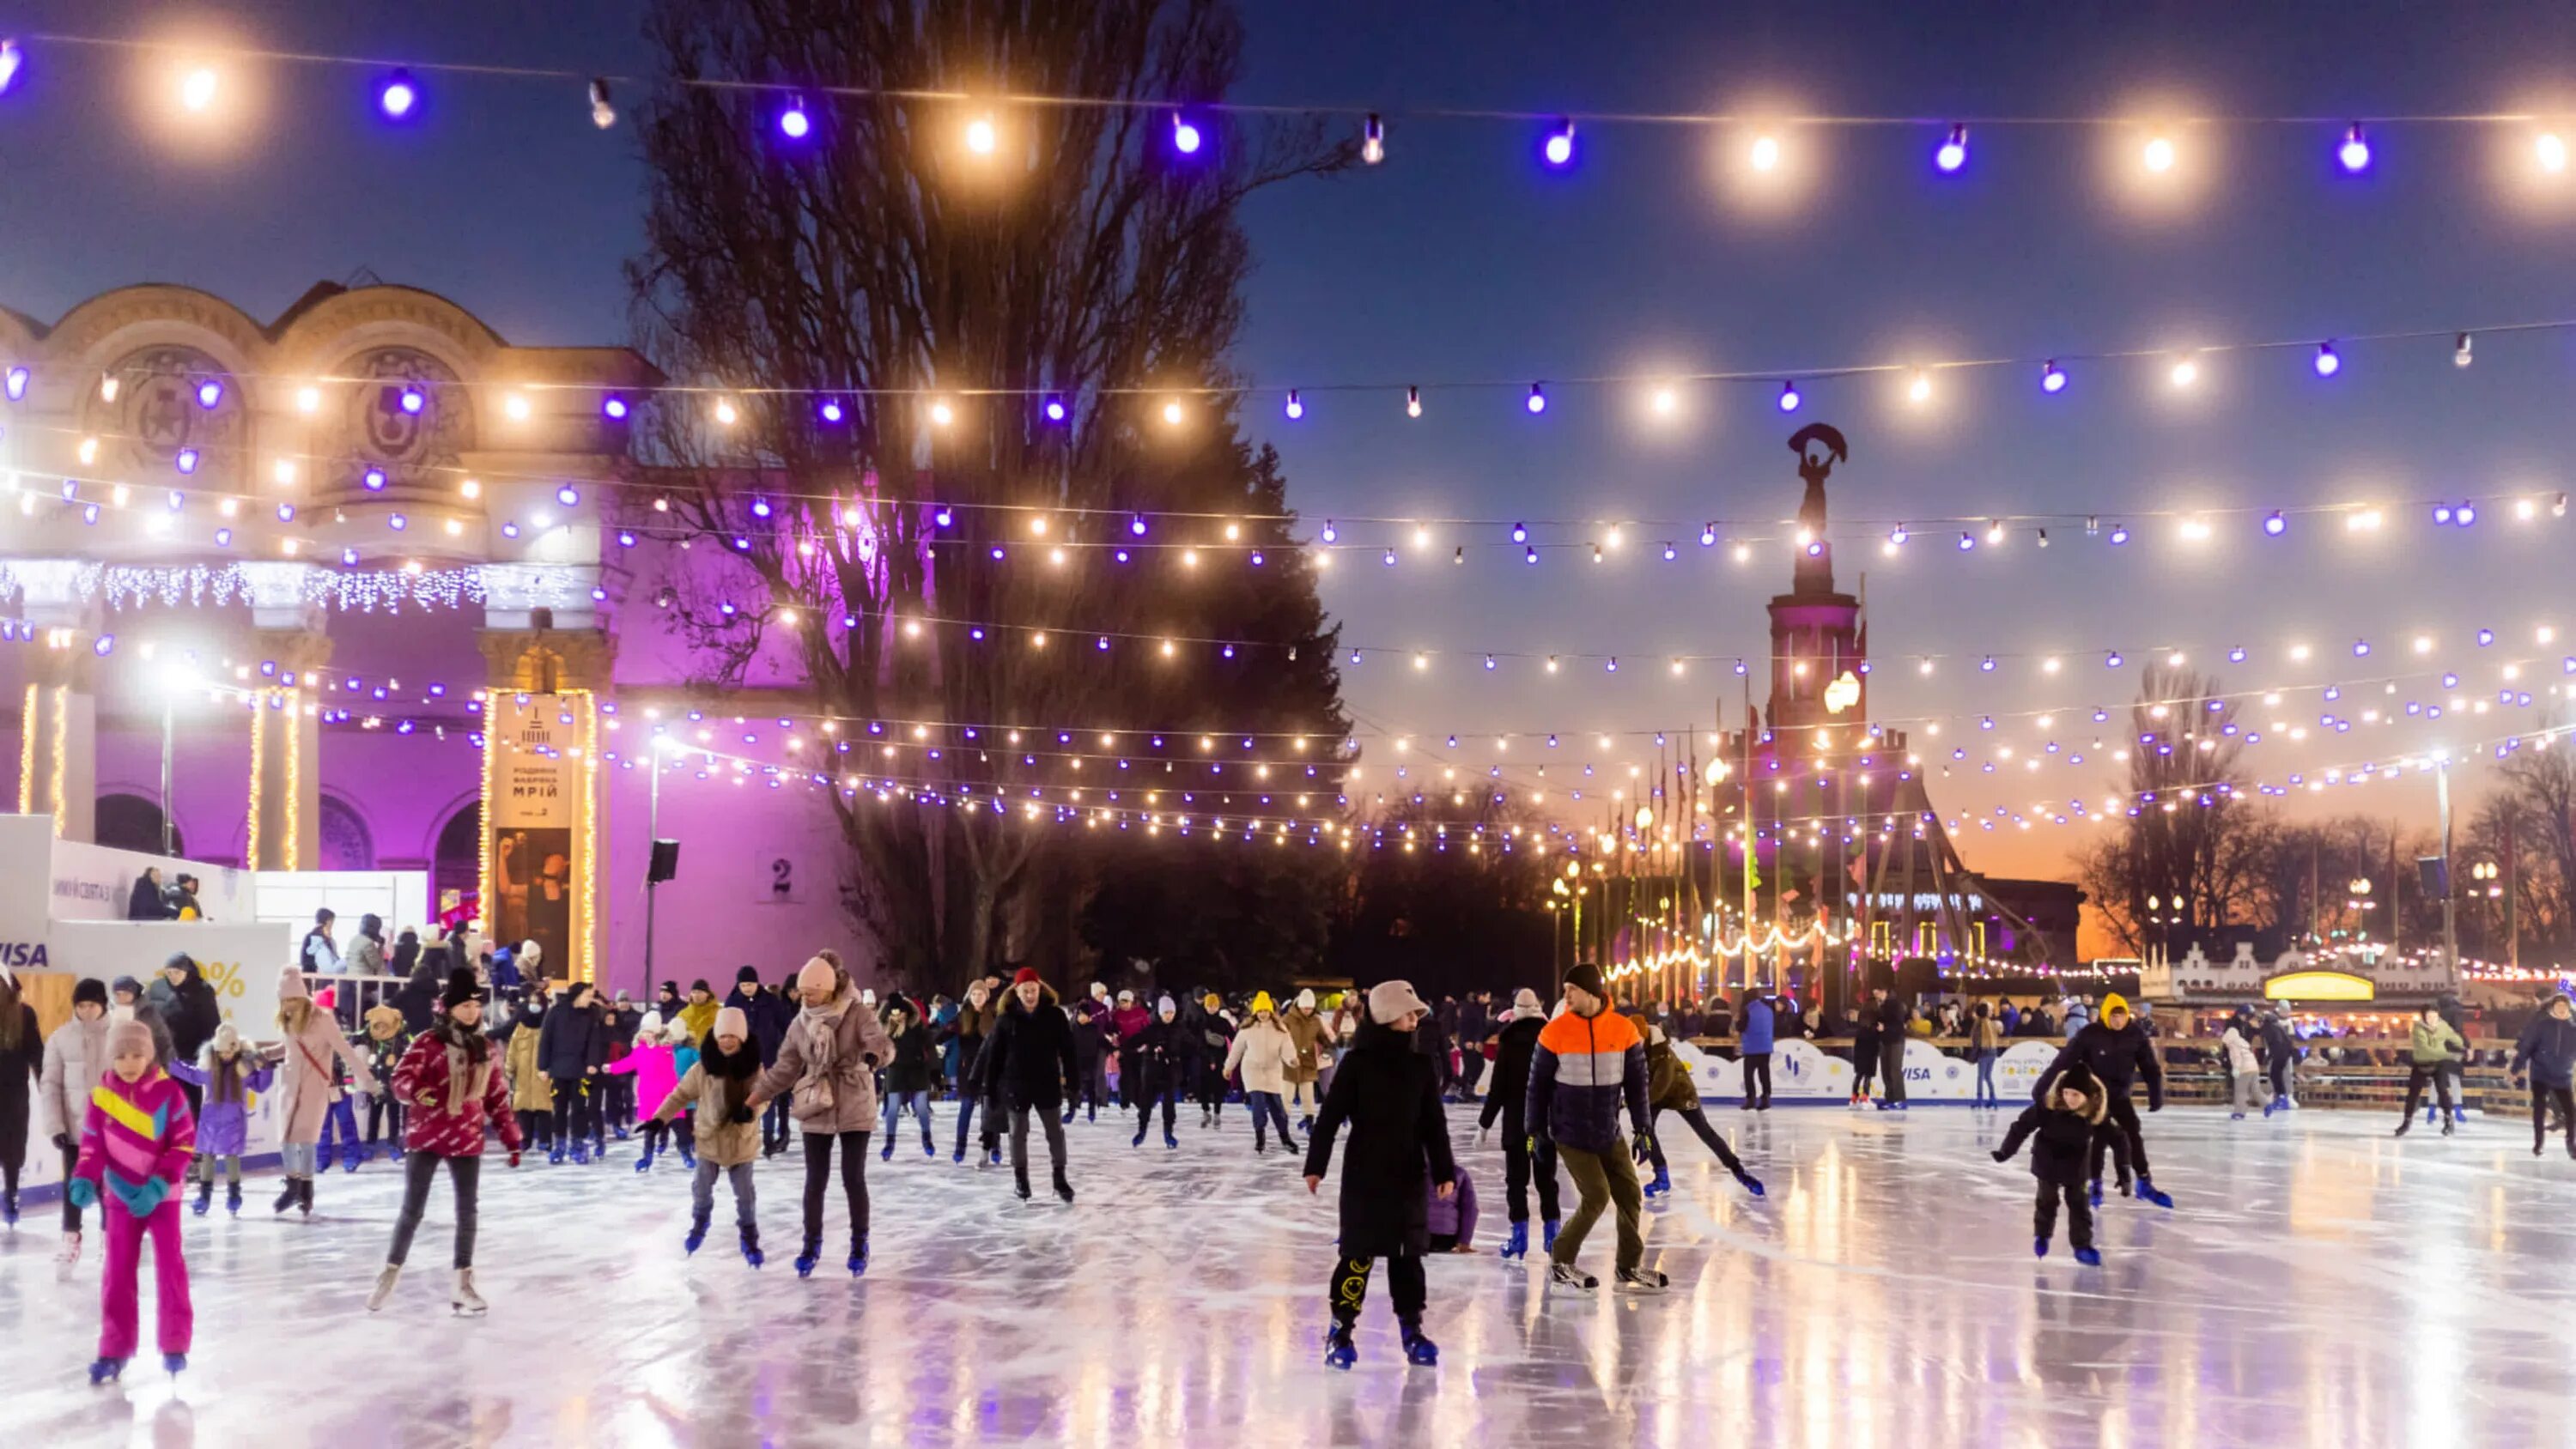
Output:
[1281, 990, 1333, 1128]
[749, 951, 894, 1279]
[1223, 992, 1303, 1155]
[268, 965, 379, 1217]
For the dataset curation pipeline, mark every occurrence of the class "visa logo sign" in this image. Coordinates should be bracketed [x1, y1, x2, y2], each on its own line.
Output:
[0, 942, 50, 968]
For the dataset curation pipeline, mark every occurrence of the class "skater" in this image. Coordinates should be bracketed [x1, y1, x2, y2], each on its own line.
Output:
[269, 966, 380, 1217]
[1425, 1164, 1479, 1252]
[2261, 1005, 2300, 1111]
[603, 991, 644, 1139]
[369, 967, 524, 1315]
[944, 980, 999, 1165]
[1737, 988, 1775, 1110]
[361, 1003, 411, 1164]
[748, 951, 894, 1277]
[155, 955, 221, 1125]
[502, 989, 554, 1155]
[1528, 965, 1663, 1294]
[2220, 1015, 2264, 1119]
[1194, 992, 1236, 1128]
[2394, 1004, 2466, 1137]
[1066, 984, 1115, 1124]
[1993, 1063, 2107, 1264]
[68, 1020, 196, 1382]
[1283, 988, 1332, 1131]
[878, 996, 938, 1160]
[1637, 1021, 1764, 1197]
[1111, 990, 1151, 1107]
[167, 1025, 272, 1216]
[1849, 992, 1880, 1105]
[40, 978, 111, 1265]
[678, 979, 721, 1044]
[605, 1014, 684, 1171]
[2032, 993, 2169, 1209]
[1303, 979, 1456, 1369]
[648, 1005, 765, 1264]
[537, 981, 611, 1164]
[721, 967, 791, 1157]
[1969, 1003, 2003, 1108]
[2436, 993, 2472, 1126]
[1873, 985, 1911, 1110]
[108, 976, 174, 1069]
[1477, 988, 1562, 1260]
[979, 968, 1080, 1203]
[0, 967, 38, 1226]
[1224, 992, 1302, 1154]
[1129, 997, 1186, 1149]
[2510, 992, 2576, 1159]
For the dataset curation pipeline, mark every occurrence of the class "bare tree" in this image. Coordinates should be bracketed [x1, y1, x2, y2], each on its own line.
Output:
[2462, 731, 2576, 959]
[623, 1, 1352, 985]
[2075, 664, 2275, 954]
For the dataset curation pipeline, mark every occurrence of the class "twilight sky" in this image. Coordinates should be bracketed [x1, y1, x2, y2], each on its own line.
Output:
[8, 0, 2576, 886]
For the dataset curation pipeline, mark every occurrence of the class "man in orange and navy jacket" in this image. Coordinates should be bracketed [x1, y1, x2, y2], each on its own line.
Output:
[1525, 962, 1663, 1293]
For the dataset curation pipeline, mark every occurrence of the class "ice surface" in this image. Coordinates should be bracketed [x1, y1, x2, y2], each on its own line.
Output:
[3, 1103, 2573, 1447]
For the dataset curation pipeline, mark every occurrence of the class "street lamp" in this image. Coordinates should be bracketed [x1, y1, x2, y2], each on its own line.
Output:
[2471, 859, 2501, 899]
[155, 663, 203, 856]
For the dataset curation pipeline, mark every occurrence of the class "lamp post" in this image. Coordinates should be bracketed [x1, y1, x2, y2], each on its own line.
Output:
[642, 735, 671, 1000]
[155, 664, 200, 857]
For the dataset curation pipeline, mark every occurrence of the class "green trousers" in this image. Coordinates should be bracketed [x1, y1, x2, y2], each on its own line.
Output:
[1553, 1139, 1644, 1274]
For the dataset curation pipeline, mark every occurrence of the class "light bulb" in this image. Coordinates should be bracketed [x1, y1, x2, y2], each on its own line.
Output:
[1542, 118, 1576, 167]
[1935, 124, 1968, 173]
[1171, 113, 1201, 155]
[2540, 132, 2567, 173]
[2454, 332, 2474, 368]
[2263, 510, 2287, 537]
[0, 39, 21, 96]
[2337, 123, 2371, 173]
[714, 398, 738, 426]
[504, 391, 532, 421]
[2041, 360, 2067, 394]
[378, 70, 418, 120]
[2313, 342, 2340, 377]
[1282, 390, 1302, 421]
[180, 67, 218, 113]
[965, 114, 997, 155]
[779, 101, 811, 139]
[1750, 135, 1781, 171]
[930, 400, 955, 427]
[1906, 371, 1932, 404]
[1406, 386, 1421, 418]
[1162, 399, 1184, 425]
[195, 378, 222, 409]
[603, 394, 629, 421]
[1777, 381, 1801, 413]
[1361, 114, 1385, 165]
[3, 367, 25, 401]
[2142, 135, 2175, 173]
[1526, 383, 1546, 415]
[588, 78, 616, 130]
[295, 385, 321, 415]
[2169, 358, 2198, 388]
[1650, 385, 1678, 415]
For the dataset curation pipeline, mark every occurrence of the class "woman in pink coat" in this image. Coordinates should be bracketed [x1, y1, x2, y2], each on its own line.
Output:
[749, 951, 893, 1281]
[267, 966, 379, 1218]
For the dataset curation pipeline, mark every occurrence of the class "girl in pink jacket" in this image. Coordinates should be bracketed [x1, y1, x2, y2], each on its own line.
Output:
[607, 1014, 688, 1172]
[70, 1020, 197, 1383]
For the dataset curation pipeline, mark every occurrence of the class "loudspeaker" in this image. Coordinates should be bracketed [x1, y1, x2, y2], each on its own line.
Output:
[2415, 854, 2449, 900]
[647, 839, 681, 884]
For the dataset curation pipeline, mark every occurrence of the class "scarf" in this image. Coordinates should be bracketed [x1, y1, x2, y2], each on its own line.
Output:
[701, 1034, 761, 1123]
[792, 991, 851, 1112]
[425, 1017, 491, 1120]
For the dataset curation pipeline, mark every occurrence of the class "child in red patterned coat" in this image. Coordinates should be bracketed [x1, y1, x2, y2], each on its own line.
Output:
[369, 969, 523, 1318]
[70, 1019, 197, 1383]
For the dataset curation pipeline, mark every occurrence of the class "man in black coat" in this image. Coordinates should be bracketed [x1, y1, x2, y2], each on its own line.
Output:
[724, 966, 793, 1155]
[1454, 993, 1491, 1099]
[537, 982, 611, 1163]
[978, 969, 1080, 1203]
[1475, 988, 1560, 1258]
[2033, 993, 2170, 1207]
[1874, 987, 1912, 1109]
[1304, 979, 1456, 1370]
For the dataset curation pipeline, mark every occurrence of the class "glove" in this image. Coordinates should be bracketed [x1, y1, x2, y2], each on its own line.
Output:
[1990, 1148, 2009, 1163]
[507, 1150, 522, 1168]
[118, 1177, 172, 1218]
[1633, 1133, 1654, 1161]
[67, 1179, 97, 1210]
[52, 1132, 73, 1153]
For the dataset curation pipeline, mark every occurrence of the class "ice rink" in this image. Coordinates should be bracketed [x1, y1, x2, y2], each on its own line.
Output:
[3, 1100, 2573, 1447]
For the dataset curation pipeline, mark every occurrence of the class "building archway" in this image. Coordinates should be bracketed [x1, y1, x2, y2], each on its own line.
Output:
[318, 794, 375, 870]
[95, 791, 182, 857]
[433, 801, 482, 920]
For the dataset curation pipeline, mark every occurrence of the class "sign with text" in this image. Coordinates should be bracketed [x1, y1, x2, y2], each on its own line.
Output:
[487, 691, 583, 980]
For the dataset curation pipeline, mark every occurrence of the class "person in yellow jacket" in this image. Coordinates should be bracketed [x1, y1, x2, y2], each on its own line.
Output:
[504, 995, 555, 1155]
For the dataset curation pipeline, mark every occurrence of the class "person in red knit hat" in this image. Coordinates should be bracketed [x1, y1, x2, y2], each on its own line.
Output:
[369, 967, 523, 1317]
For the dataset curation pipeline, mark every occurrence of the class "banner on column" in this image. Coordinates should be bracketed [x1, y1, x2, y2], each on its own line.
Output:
[487, 691, 584, 982]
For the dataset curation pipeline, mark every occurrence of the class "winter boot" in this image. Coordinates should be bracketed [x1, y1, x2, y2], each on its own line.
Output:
[162, 1353, 186, 1376]
[684, 1213, 709, 1256]
[795, 1237, 823, 1278]
[1400, 1320, 1439, 1366]
[2136, 1177, 2174, 1210]
[2033, 1236, 2050, 1258]
[274, 1180, 299, 1216]
[1642, 1166, 1673, 1198]
[1614, 1267, 1670, 1294]
[1548, 1262, 1599, 1289]
[1014, 1167, 1033, 1202]
[1054, 1169, 1076, 1204]
[368, 1264, 402, 1312]
[1733, 1167, 1766, 1197]
[225, 1182, 243, 1216]
[88, 1357, 125, 1385]
[848, 1235, 868, 1278]
[2073, 1247, 2102, 1267]
[1542, 1219, 1561, 1254]
[452, 1268, 487, 1317]
[1501, 1222, 1529, 1260]
[193, 1179, 213, 1216]
[1323, 1322, 1358, 1371]
[740, 1225, 764, 1268]
[548, 1142, 567, 1167]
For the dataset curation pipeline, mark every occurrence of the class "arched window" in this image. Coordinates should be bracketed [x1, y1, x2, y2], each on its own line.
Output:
[317, 795, 375, 870]
[433, 802, 482, 916]
[95, 792, 182, 857]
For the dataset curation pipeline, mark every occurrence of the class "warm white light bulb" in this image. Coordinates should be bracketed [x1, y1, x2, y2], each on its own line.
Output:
[1906, 371, 1932, 404]
[965, 114, 998, 155]
[1750, 135, 1781, 171]
[504, 392, 532, 421]
[2541, 132, 2569, 173]
[180, 67, 218, 113]
[295, 385, 322, 415]
[2143, 136, 2176, 173]
[2169, 358, 2199, 388]
[929, 400, 955, 427]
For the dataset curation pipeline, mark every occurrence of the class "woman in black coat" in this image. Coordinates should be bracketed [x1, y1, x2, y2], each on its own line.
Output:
[0, 969, 39, 1221]
[1303, 985, 1456, 1367]
[536, 983, 610, 1163]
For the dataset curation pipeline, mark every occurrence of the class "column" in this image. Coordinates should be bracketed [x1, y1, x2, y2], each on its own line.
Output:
[240, 561, 331, 870]
[13, 561, 101, 842]
[477, 562, 609, 985]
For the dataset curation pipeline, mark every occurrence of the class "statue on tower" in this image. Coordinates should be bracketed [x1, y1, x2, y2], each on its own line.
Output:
[1787, 422, 1847, 596]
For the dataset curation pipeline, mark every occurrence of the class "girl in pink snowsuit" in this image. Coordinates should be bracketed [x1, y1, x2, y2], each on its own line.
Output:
[605, 1015, 687, 1170]
[70, 1020, 197, 1382]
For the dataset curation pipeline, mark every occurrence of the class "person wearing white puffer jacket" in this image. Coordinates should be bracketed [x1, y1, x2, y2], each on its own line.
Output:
[1223, 992, 1301, 1155]
[40, 978, 112, 1267]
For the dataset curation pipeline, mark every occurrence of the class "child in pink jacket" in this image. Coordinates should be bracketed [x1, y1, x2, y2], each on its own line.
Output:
[70, 1020, 197, 1383]
[606, 1014, 688, 1172]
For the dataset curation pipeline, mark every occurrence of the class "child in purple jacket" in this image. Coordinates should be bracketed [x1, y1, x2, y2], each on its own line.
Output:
[168, 1024, 273, 1216]
[1426, 1165, 1479, 1252]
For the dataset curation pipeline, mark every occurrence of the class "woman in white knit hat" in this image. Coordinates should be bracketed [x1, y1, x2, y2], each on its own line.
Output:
[268, 964, 380, 1218]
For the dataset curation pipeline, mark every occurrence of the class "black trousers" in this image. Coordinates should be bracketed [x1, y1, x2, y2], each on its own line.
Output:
[1852, 1042, 1879, 1094]
[762, 1095, 793, 1154]
[2402, 1063, 2458, 1120]
[514, 1109, 552, 1148]
[2268, 1057, 2293, 1100]
[1499, 1106, 1561, 1223]
[1136, 1078, 1179, 1136]
[1741, 1052, 1773, 1107]
[1458, 1052, 1485, 1097]
[60, 1142, 83, 1230]
[603, 1076, 635, 1131]
[2033, 1179, 2093, 1250]
[1879, 1039, 1908, 1103]
[551, 1078, 596, 1147]
[2085, 1094, 2150, 1181]
[1329, 1246, 1426, 1326]
[386, 1152, 482, 1269]
[2533, 1084, 2576, 1152]
[800, 1130, 870, 1246]
[366, 1094, 407, 1145]
[1643, 1105, 1744, 1174]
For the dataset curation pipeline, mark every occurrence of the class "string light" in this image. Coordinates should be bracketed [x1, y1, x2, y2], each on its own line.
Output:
[1749, 134, 1781, 171]
[778, 100, 811, 139]
[377, 70, 419, 120]
[1362, 114, 1385, 166]
[1541, 118, 1576, 168]
[1526, 383, 1546, 415]
[587, 77, 615, 130]
[1282, 390, 1303, 421]
[1777, 381, 1801, 413]
[1406, 386, 1421, 418]
[179, 66, 218, 114]
[2142, 135, 2176, 173]
[2337, 123, 2372, 173]
[964, 113, 997, 155]
[2539, 133, 2568, 173]
[2313, 342, 2341, 377]
[1935, 124, 1968, 173]
[0, 39, 20, 95]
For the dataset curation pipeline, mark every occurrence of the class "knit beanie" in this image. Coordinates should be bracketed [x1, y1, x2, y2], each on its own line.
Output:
[1367, 979, 1429, 1025]
[1157, 995, 1176, 1016]
[637, 1010, 665, 1040]
[796, 955, 839, 997]
[736, 965, 762, 985]
[1512, 988, 1543, 1016]
[74, 977, 109, 1008]
[1248, 991, 1276, 1016]
[277, 964, 311, 1002]
[1014, 967, 1043, 987]
[1296, 988, 1316, 1010]
[1203, 992, 1222, 1011]
[108, 1019, 155, 1061]
[713, 1005, 749, 1041]
[1563, 963, 1607, 1001]
[112, 974, 143, 999]
[440, 967, 482, 1010]
[212, 1022, 241, 1055]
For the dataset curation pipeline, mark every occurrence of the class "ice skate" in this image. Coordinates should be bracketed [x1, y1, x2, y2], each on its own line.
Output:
[988, 1145, 1004, 1167]
[298, 1178, 314, 1216]
[613, 1125, 629, 1141]
[795, 1238, 822, 1277]
[953, 1148, 967, 1165]
[87, 1356, 125, 1385]
[1054, 1170, 1076, 1204]
[225, 1183, 242, 1216]
[2394, 1119, 2412, 1137]
[2087, 1179, 2104, 1209]
[1014, 1168, 1033, 1202]
[1400, 1322, 1439, 1366]
[1733, 1167, 1766, 1197]
[2136, 1178, 2174, 1210]
[1541, 1219, 1561, 1253]
[922, 1137, 935, 1157]
[1132, 1126, 1147, 1148]
[569, 1140, 591, 1166]
[273, 1180, 299, 1215]
[548, 1143, 567, 1166]
[1501, 1222, 1528, 1259]
[2033, 1237, 2049, 1258]
[1163, 1129, 1179, 1149]
[1549, 1262, 1598, 1289]
[740, 1225, 764, 1268]
[0, 1189, 13, 1226]
[192, 1179, 212, 1216]
[684, 1214, 709, 1255]
[848, 1235, 868, 1277]
[634, 1143, 657, 1173]
[368, 1264, 402, 1311]
[2073, 1247, 2102, 1266]
[1614, 1267, 1670, 1294]
[2442, 1120, 2456, 1137]
[1298, 1115, 1315, 1134]
[1322, 1323, 1357, 1370]
[1200, 1105, 1212, 1129]
[677, 1140, 696, 1168]
[1060, 1106, 1075, 1125]
[162, 1353, 186, 1376]
[451, 1268, 487, 1317]
[57, 1230, 82, 1276]
[879, 1139, 893, 1162]
[1642, 1165, 1672, 1197]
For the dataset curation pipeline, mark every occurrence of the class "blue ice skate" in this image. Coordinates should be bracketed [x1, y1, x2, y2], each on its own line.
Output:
[1542, 1218, 1561, 1253]
[88, 1357, 124, 1385]
[849, 1236, 868, 1277]
[1734, 1168, 1766, 1197]
[2087, 1179, 2105, 1209]
[795, 1238, 821, 1278]
[1164, 1129, 1179, 1150]
[162, 1353, 186, 1375]
[1323, 1324, 1357, 1371]
[2073, 1247, 2102, 1266]
[2033, 1236, 2049, 1258]
[684, 1215, 708, 1255]
[633, 1143, 656, 1174]
[1642, 1166, 1672, 1197]
[2135, 1178, 2174, 1210]
[1500, 1222, 1528, 1260]
[1400, 1323, 1439, 1367]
